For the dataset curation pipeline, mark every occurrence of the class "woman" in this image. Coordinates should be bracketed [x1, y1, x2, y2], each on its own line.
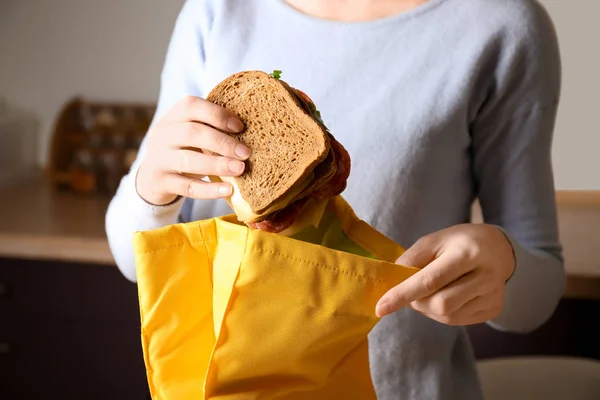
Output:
[106, 0, 565, 398]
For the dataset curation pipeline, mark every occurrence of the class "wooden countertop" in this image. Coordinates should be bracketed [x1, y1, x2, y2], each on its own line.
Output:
[553, 191, 600, 300]
[0, 176, 599, 299]
[0, 175, 114, 265]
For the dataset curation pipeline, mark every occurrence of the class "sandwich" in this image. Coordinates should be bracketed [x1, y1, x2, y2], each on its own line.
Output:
[206, 70, 351, 234]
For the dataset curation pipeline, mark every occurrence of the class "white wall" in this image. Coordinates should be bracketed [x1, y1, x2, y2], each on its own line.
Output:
[541, 0, 600, 190]
[0, 0, 185, 165]
[0, 0, 597, 189]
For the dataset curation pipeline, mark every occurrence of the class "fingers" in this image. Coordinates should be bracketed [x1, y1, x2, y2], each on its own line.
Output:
[162, 173, 233, 200]
[376, 253, 472, 317]
[174, 122, 251, 160]
[410, 269, 489, 317]
[172, 96, 245, 133]
[167, 149, 246, 177]
[416, 289, 504, 326]
[136, 96, 250, 205]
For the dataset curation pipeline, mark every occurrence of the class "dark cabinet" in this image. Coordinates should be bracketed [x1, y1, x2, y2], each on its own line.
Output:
[0, 258, 150, 400]
[467, 297, 600, 361]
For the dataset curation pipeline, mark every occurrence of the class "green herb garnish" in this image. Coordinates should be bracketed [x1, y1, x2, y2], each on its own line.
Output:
[308, 102, 329, 131]
[268, 69, 329, 131]
[270, 70, 282, 80]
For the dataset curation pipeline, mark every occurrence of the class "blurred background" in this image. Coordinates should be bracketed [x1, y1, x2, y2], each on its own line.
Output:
[0, 1, 598, 399]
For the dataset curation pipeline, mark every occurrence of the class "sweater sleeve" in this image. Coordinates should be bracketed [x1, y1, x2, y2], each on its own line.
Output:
[470, 2, 565, 333]
[105, 0, 214, 282]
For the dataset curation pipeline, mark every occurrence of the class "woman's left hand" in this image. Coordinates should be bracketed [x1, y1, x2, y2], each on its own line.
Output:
[375, 224, 516, 325]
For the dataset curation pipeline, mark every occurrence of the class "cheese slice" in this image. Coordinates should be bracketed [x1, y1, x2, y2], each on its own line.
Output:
[214, 172, 315, 223]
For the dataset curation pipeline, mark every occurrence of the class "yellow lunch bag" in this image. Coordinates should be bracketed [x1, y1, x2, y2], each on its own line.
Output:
[132, 196, 419, 399]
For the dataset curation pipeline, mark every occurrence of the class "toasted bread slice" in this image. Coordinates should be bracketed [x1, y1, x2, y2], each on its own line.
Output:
[207, 71, 329, 214]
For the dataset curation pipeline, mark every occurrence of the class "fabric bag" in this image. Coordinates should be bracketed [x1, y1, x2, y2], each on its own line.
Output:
[133, 196, 419, 399]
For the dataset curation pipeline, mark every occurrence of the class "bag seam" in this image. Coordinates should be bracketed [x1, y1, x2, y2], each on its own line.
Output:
[252, 247, 384, 284]
[136, 240, 200, 255]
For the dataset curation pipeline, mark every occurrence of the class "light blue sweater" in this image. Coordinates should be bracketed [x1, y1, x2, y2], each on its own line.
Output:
[106, 0, 565, 398]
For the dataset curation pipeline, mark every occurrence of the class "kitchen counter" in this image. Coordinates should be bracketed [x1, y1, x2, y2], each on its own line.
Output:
[553, 191, 600, 300]
[0, 175, 114, 265]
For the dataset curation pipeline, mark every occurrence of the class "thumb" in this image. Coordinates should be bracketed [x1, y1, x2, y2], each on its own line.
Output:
[396, 236, 439, 269]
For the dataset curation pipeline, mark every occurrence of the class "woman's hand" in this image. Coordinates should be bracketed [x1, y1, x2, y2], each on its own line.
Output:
[136, 96, 251, 206]
[375, 224, 516, 325]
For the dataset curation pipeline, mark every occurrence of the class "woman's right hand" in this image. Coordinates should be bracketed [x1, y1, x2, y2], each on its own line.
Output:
[136, 96, 251, 206]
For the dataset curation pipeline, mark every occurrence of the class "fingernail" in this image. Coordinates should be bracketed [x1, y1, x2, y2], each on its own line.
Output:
[375, 301, 388, 317]
[235, 144, 251, 159]
[228, 160, 245, 174]
[218, 184, 232, 196]
[227, 118, 244, 132]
